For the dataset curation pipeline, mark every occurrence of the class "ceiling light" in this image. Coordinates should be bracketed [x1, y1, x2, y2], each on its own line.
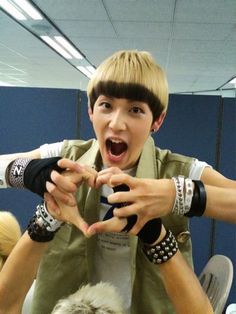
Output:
[13, 0, 43, 20]
[0, 2, 96, 80]
[229, 77, 236, 86]
[0, 80, 14, 86]
[54, 36, 83, 59]
[40, 36, 73, 59]
[0, 0, 26, 20]
[77, 66, 93, 79]
[86, 66, 96, 74]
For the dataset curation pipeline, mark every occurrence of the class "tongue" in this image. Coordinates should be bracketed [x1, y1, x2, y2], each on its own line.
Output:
[110, 142, 127, 156]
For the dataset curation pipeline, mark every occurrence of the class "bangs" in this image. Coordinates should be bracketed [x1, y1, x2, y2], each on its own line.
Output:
[89, 81, 163, 119]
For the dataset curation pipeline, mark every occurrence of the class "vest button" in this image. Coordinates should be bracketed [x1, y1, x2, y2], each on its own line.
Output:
[176, 231, 191, 243]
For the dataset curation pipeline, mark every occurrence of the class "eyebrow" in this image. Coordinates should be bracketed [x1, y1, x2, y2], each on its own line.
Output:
[90, 80, 163, 119]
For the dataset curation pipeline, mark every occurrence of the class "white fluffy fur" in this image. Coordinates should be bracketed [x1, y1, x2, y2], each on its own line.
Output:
[51, 282, 125, 314]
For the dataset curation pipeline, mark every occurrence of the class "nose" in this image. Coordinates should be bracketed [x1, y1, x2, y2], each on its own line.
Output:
[108, 110, 126, 131]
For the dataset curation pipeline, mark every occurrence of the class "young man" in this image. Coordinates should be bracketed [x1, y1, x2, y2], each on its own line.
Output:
[0, 50, 235, 313]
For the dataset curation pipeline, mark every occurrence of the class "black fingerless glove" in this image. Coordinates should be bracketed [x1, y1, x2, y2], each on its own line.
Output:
[24, 157, 63, 197]
[7, 157, 63, 197]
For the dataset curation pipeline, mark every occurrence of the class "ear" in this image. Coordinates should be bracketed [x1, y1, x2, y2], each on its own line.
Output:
[151, 111, 166, 132]
[88, 106, 93, 123]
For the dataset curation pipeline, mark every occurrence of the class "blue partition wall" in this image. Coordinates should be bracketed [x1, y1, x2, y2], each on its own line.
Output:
[154, 94, 236, 306]
[216, 98, 236, 305]
[0, 86, 79, 228]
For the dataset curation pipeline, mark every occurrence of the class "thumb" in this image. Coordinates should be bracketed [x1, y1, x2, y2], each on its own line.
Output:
[72, 215, 89, 237]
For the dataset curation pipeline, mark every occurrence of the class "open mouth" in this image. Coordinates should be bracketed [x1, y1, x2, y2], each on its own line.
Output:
[106, 139, 128, 156]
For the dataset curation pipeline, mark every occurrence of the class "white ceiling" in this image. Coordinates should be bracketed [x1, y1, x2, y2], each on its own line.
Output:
[0, 0, 236, 96]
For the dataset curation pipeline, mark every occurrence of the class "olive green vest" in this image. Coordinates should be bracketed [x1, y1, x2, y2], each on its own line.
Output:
[31, 137, 194, 314]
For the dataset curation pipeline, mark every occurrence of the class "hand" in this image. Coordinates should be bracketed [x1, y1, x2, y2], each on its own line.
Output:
[106, 173, 176, 234]
[45, 158, 97, 208]
[45, 193, 89, 237]
[87, 216, 127, 237]
[95, 166, 123, 188]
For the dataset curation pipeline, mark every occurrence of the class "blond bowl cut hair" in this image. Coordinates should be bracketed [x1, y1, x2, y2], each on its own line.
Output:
[87, 50, 169, 119]
[0, 211, 21, 270]
[51, 282, 125, 314]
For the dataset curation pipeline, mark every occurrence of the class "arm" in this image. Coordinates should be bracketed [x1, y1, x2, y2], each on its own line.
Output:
[0, 196, 81, 314]
[0, 148, 41, 160]
[0, 142, 63, 189]
[0, 232, 48, 314]
[155, 227, 213, 314]
[200, 167, 236, 223]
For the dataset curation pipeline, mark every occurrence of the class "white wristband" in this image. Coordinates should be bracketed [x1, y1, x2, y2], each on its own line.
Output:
[36, 202, 63, 232]
[0, 159, 14, 188]
[184, 178, 193, 213]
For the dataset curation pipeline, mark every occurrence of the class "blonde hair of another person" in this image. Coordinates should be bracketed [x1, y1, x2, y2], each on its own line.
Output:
[0, 211, 21, 270]
[51, 282, 125, 314]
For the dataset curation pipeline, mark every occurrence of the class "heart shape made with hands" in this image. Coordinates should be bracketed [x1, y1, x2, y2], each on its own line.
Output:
[45, 181, 131, 238]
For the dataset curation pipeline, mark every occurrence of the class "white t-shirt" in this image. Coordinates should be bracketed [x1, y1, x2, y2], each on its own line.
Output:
[92, 183, 132, 313]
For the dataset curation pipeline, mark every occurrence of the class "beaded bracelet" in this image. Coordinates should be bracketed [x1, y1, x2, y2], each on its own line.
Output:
[143, 229, 178, 264]
[27, 202, 63, 242]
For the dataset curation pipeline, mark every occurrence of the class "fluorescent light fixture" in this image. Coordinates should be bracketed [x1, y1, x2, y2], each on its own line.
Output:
[77, 66, 93, 78]
[40, 36, 73, 59]
[86, 66, 96, 74]
[54, 36, 83, 59]
[13, 0, 43, 20]
[229, 77, 236, 85]
[0, 80, 14, 86]
[0, 0, 26, 20]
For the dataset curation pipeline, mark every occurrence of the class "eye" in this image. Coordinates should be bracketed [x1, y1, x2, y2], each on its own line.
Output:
[130, 106, 144, 114]
[99, 102, 111, 109]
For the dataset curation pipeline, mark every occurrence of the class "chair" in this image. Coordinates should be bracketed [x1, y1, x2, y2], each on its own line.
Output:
[226, 304, 236, 314]
[198, 254, 234, 314]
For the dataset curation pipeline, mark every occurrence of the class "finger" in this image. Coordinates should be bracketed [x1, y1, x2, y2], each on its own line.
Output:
[82, 168, 97, 188]
[46, 181, 77, 206]
[70, 213, 89, 236]
[128, 218, 147, 235]
[109, 173, 135, 189]
[57, 158, 81, 172]
[87, 217, 127, 236]
[108, 191, 131, 204]
[97, 167, 122, 177]
[51, 170, 78, 193]
[95, 172, 113, 188]
[44, 193, 61, 216]
[113, 203, 138, 218]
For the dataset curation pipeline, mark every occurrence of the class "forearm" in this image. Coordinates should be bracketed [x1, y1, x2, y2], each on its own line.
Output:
[199, 167, 236, 223]
[159, 251, 213, 314]
[142, 225, 213, 314]
[0, 232, 48, 313]
[204, 185, 236, 223]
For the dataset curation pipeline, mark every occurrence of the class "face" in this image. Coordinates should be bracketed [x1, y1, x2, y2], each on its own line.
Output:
[89, 95, 163, 170]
